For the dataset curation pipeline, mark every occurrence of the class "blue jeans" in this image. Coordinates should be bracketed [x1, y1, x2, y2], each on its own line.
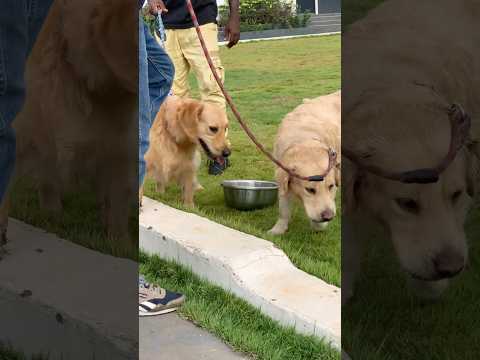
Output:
[139, 15, 174, 187]
[0, 0, 53, 202]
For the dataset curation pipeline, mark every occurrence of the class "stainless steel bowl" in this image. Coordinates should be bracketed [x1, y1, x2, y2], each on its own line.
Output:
[221, 180, 278, 210]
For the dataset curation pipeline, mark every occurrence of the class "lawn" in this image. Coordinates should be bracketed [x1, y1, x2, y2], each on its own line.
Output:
[141, 253, 339, 360]
[144, 35, 341, 286]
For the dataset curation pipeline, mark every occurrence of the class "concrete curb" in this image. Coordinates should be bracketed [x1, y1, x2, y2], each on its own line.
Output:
[0, 219, 137, 359]
[219, 31, 340, 46]
[139, 197, 341, 349]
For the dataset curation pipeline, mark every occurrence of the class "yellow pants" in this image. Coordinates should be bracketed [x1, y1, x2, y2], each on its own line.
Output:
[164, 23, 226, 110]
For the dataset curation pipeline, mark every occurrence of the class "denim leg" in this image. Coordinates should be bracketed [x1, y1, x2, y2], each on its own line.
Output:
[0, 0, 53, 202]
[138, 17, 174, 187]
[138, 16, 150, 187]
[0, 1, 28, 202]
[146, 23, 174, 123]
[26, 0, 54, 53]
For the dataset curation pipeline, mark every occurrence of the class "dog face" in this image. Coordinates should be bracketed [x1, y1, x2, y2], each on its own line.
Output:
[280, 143, 340, 226]
[359, 155, 471, 281]
[344, 87, 478, 283]
[176, 100, 230, 159]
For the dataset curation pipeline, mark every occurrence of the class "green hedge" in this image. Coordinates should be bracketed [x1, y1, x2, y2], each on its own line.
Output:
[219, 0, 311, 32]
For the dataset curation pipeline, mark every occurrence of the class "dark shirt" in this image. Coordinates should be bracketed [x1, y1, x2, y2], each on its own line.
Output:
[162, 0, 218, 29]
[139, 0, 144, 10]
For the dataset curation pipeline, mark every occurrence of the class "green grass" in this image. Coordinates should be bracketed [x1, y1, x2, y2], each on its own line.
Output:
[144, 36, 341, 286]
[8, 180, 138, 260]
[141, 253, 339, 360]
[0, 343, 47, 360]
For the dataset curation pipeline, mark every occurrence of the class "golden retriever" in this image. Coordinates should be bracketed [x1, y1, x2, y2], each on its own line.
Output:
[141, 96, 231, 207]
[0, 0, 138, 242]
[342, 0, 480, 304]
[269, 91, 341, 235]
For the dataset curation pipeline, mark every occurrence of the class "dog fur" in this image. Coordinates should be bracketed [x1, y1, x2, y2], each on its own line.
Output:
[342, 0, 480, 304]
[141, 96, 230, 207]
[269, 91, 341, 235]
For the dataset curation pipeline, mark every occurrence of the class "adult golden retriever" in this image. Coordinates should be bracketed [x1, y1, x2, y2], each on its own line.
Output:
[141, 96, 231, 207]
[342, 0, 480, 304]
[269, 91, 341, 235]
[1, 0, 137, 242]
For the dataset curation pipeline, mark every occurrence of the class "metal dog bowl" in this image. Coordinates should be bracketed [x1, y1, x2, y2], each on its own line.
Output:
[221, 180, 278, 210]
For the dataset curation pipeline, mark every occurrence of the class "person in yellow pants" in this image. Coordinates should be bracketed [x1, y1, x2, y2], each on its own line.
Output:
[160, 0, 240, 111]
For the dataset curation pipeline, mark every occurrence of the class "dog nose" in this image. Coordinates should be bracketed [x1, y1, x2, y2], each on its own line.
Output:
[433, 249, 465, 279]
[222, 148, 231, 157]
[321, 209, 334, 222]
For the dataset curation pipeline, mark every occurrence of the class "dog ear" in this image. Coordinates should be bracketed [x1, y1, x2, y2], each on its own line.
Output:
[335, 162, 341, 187]
[92, 1, 137, 93]
[342, 158, 362, 213]
[277, 168, 292, 196]
[466, 142, 480, 198]
[176, 100, 205, 143]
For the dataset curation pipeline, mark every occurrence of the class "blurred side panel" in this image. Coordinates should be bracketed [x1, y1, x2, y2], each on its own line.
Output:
[342, 1, 480, 359]
[0, 0, 139, 358]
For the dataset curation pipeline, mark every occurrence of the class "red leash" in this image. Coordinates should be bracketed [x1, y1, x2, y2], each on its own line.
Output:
[185, 0, 336, 182]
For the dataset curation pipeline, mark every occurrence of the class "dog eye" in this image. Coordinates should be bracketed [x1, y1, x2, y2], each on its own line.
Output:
[305, 187, 316, 195]
[395, 198, 420, 214]
[209, 126, 219, 133]
[451, 190, 463, 202]
[329, 184, 335, 191]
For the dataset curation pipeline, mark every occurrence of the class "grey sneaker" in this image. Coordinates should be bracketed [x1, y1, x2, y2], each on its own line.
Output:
[139, 276, 185, 316]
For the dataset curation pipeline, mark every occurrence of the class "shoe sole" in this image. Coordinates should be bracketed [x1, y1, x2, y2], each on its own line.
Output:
[139, 307, 178, 317]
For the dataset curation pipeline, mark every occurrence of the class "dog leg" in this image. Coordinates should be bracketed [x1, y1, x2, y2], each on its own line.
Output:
[408, 278, 450, 302]
[155, 181, 166, 194]
[269, 194, 291, 235]
[182, 176, 195, 208]
[194, 176, 204, 192]
[139, 185, 144, 208]
[193, 151, 204, 192]
[39, 181, 62, 214]
[0, 195, 10, 258]
[342, 215, 363, 306]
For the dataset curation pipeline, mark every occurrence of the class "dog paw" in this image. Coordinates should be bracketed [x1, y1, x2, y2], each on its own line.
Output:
[310, 221, 328, 232]
[409, 278, 450, 301]
[268, 223, 288, 235]
[183, 201, 195, 209]
[194, 183, 205, 192]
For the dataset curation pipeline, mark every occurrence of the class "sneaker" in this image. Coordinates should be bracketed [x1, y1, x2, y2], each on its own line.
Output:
[208, 156, 230, 175]
[139, 276, 185, 316]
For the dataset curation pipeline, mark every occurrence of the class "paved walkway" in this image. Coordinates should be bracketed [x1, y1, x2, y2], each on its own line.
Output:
[140, 313, 247, 360]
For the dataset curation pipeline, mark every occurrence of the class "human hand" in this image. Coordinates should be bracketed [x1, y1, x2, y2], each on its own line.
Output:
[147, 0, 167, 15]
[224, 15, 240, 48]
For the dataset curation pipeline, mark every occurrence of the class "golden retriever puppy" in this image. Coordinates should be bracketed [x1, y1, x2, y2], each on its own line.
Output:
[342, 0, 480, 304]
[4, 0, 137, 241]
[142, 96, 231, 207]
[269, 91, 341, 235]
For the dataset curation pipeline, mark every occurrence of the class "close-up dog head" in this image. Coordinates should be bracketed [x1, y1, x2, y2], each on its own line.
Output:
[343, 84, 478, 291]
[279, 139, 340, 229]
[172, 99, 231, 160]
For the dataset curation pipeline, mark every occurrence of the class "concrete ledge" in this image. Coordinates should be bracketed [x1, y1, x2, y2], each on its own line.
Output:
[218, 31, 340, 46]
[0, 219, 137, 359]
[139, 197, 341, 349]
